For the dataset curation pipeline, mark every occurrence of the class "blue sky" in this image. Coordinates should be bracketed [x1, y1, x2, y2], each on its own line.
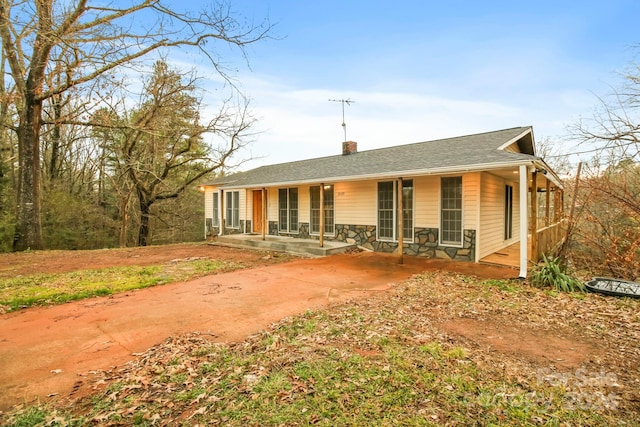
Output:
[194, 0, 640, 170]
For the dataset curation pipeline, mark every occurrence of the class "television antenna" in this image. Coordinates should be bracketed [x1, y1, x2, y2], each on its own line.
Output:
[329, 98, 355, 142]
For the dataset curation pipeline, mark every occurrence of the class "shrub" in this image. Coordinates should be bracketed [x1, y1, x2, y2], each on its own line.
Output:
[530, 254, 585, 292]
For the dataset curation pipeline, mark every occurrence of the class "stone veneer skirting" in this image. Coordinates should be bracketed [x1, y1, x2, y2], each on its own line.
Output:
[223, 220, 249, 236]
[331, 225, 475, 261]
[353, 226, 475, 262]
[239, 222, 476, 262]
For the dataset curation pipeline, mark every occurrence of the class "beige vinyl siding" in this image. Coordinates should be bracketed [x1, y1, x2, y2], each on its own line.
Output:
[245, 189, 253, 222]
[479, 172, 520, 258]
[239, 190, 247, 225]
[203, 187, 216, 220]
[413, 176, 439, 227]
[298, 185, 310, 223]
[267, 187, 278, 220]
[463, 173, 480, 230]
[335, 181, 376, 225]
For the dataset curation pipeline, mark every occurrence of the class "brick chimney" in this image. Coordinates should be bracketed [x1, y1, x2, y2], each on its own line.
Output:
[342, 141, 357, 155]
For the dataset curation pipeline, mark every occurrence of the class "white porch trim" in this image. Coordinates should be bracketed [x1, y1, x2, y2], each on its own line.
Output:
[519, 164, 528, 278]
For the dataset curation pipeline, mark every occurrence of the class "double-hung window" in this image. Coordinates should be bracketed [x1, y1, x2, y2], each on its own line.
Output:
[225, 191, 240, 228]
[310, 185, 334, 235]
[378, 182, 394, 240]
[278, 188, 299, 233]
[377, 180, 414, 241]
[212, 192, 219, 227]
[402, 180, 414, 239]
[441, 177, 462, 245]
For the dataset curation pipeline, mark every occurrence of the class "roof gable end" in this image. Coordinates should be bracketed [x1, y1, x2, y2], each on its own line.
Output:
[497, 127, 535, 155]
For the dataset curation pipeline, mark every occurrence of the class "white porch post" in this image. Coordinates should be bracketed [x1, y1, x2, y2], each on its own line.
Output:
[262, 188, 266, 241]
[319, 184, 325, 248]
[519, 165, 528, 278]
[397, 178, 404, 265]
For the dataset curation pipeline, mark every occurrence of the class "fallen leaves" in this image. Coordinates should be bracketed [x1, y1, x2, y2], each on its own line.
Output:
[2, 270, 639, 426]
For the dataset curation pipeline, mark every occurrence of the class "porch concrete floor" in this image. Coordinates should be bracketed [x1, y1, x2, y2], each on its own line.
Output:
[211, 234, 356, 257]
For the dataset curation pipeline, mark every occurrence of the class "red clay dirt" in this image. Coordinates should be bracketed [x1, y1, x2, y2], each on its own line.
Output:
[0, 244, 517, 411]
[440, 318, 595, 370]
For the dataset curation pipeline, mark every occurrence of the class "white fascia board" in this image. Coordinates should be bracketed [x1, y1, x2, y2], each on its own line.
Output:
[216, 160, 536, 190]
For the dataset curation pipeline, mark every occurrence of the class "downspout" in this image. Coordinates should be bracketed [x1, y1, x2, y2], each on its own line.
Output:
[519, 165, 528, 278]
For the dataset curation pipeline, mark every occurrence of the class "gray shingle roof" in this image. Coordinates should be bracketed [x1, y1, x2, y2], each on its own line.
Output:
[207, 126, 538, 188]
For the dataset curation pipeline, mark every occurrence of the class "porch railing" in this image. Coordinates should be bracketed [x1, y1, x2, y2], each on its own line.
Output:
[533, 219, 567, 262]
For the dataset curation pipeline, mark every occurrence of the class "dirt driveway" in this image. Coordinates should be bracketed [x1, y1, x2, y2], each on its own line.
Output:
[0, 246, 516, 411]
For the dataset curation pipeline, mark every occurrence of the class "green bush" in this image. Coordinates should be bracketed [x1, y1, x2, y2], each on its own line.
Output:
[530, 254, 585, 292]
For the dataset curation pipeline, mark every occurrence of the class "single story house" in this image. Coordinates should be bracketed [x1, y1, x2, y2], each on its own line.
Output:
[200, 126, 565, 278]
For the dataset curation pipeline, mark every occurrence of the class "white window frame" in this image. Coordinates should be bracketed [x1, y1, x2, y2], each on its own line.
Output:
[376, 180, 414, 242]
[278, 188, 299, 233]
[440, 176, 463, 247]
[377, 181, 395, 241]
[376, 179, 415, 242]
[310, 185, 335, 236]
[225, 190, 240, 229]
[401, 179, 414, 241]
[212, 192, 219, 227]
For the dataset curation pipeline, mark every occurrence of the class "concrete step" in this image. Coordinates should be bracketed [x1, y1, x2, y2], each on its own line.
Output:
[213, 234, 356, 257]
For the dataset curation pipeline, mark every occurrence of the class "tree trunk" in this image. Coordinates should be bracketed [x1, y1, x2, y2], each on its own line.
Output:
[48, 97, 62, 181]
[119, 190, 132, 247]
[138, 199, 152, 246]
[13, 98, 43, 251]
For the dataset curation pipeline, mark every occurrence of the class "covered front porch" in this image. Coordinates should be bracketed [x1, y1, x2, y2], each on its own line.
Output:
[481, 165, 566, 273]
[480, 223, 565, 269]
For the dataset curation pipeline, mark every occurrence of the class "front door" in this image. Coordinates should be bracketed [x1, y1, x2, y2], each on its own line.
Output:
[253, 190, 263, 233]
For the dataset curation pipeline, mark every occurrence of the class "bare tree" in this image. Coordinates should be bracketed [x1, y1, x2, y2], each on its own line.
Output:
[0, 0, 270, 251]
[535, 136, 574, 177]
[94, 60, 256, 246]
[568, 60, 640, 278]
[570, 64, 640, 165]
